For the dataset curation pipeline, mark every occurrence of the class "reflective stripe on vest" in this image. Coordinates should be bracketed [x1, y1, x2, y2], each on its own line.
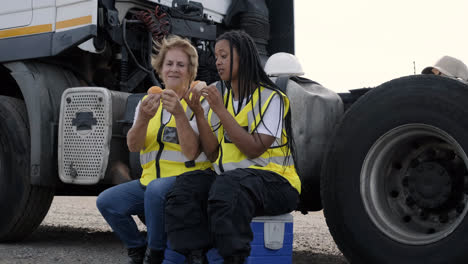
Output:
[140, 150, 209, 165]
[212, 155, 294, 173]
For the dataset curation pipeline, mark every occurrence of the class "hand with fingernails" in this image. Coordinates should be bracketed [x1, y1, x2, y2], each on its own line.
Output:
[202, 85, 224, 114]
[162, 89, 185, 117]
[185, 81, 206, 116]
[139, 93, 161, 122]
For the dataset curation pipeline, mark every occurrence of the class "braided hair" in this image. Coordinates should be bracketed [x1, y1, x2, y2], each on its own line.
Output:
[216, 30, 296, 165]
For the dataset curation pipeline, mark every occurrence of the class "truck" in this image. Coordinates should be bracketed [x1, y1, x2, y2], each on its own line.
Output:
[1, 1, 467, 263]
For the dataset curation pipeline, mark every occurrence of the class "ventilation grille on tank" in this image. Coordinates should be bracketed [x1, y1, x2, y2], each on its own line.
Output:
[58, 88, 112, 185]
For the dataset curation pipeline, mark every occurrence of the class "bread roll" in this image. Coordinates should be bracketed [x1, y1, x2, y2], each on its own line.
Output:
[147, 86, 163, 94]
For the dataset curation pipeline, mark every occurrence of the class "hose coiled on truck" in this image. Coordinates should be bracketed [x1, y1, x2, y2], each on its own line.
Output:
[135, 5, 171, 51]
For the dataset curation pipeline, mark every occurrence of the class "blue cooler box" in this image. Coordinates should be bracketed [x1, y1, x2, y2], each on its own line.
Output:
[246, 213, 293, 264]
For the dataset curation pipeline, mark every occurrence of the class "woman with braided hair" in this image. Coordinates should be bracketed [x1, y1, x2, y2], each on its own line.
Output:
[164, 30, 301, 264]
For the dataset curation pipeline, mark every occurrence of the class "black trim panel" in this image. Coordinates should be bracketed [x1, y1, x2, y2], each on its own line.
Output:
[170, 18, 216, 40]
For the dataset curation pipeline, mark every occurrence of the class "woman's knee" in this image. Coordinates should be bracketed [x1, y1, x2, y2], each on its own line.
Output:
[145, 178, 175, 201]
[96, 185, 131, 214]
[96, 189, 114, 213]
[145, 180, 162, 200]
[208, 175, 238, 206]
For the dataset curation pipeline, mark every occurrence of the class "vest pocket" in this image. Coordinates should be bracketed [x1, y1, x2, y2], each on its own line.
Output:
[165, 190, 202, 232]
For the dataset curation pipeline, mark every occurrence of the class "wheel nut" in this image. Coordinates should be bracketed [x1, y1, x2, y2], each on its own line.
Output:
[390, 190, 399, 198]
[403, 215, 412, 223]
[406, 197, 415, 206]
[393, 162, 402, 170]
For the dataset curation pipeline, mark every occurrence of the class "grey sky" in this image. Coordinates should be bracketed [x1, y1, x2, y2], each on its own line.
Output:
[294, 0, 468, 92]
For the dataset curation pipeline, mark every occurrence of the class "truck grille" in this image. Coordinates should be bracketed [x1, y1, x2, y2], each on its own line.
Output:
[58, 88, 112, 185]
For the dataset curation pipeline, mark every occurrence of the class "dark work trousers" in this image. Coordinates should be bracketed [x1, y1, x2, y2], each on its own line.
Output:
[165, 168, 299, 258]
[165, 169, 217, 254]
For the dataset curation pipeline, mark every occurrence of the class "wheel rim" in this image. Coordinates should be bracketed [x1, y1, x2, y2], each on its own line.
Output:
[361, 124, 468, 245]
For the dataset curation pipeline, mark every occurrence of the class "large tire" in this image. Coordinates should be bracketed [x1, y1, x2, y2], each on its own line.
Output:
[0, 96, 54, 242]
[322, 75, 468, 264]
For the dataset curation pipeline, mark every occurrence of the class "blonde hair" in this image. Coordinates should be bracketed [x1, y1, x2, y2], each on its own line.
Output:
[152, 35, 198, 83]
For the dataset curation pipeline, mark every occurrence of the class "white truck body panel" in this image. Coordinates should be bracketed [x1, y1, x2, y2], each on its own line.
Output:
[56, 0, 97, 32]
[0, 0, 33, 30]
[33, 0, 56, 9]
[0, 0, 96, 39]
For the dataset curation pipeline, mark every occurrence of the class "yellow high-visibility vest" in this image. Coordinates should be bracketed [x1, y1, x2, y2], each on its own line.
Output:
[139, 95, 212, 186]
[208, 86, 301, 193]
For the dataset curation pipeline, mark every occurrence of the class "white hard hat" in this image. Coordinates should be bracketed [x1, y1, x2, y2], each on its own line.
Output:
[422, 55, 468, 81]
[264, 52, 304, 77]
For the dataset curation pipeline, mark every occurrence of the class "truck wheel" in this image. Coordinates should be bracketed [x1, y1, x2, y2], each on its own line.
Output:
[322, 75, 468, 264]
[0, 96, 54, 242]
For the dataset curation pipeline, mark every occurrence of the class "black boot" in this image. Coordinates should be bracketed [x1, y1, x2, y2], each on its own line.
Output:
[188, 250, 206, 264]
[127, 246, 146, 264]
[143, 248, 165, 264]
[224, 255, 246, 264]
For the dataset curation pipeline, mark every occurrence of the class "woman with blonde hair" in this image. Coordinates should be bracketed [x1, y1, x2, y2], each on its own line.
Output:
[97, 35, 212, 264]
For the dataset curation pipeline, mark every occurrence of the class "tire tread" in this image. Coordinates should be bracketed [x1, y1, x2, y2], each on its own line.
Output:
[0, 96, 54, 242]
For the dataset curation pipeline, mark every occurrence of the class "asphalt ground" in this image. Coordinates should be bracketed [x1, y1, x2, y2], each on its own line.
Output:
[0, 196, 348, 264]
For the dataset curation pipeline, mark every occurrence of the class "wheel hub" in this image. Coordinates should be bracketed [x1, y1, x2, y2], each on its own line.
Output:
[361, 124, 468, 245]
[407, 162, 452, 209]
